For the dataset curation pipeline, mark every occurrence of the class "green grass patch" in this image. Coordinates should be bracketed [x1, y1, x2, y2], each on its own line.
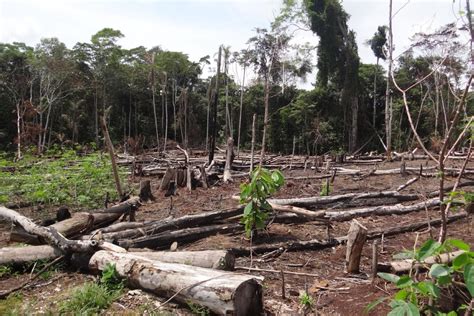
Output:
[0, 293, 34, 315]
[59, 282, 122, 315]
[0, 148, 128, 208]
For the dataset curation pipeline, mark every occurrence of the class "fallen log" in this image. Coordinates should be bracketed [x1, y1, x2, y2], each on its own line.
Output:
[89, 251, 263, 315]
[120, 223, 243, 249]
[326, 198, 442, 221]
[0, 245, 62, 265]
[82, 207, 243, 241]
[268, 190, 419, 208]
[381, 250, 465, 273]
[0, 206, 98, 253]
[129, 250, 235, 270]
[11, 197, 141, 243]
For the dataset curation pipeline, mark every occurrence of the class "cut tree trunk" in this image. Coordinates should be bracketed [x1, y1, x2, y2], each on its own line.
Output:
[160, 168, 177, 191]
[345, 219, 368, 273]
[89, 251, 263, 315]
[139, 180, 154, 202]
[129, 250, 235, 270]
[0, 245, 62, 265]
[224, 137, 234, 183]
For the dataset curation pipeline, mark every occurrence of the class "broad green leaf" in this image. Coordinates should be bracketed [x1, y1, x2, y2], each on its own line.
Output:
[464, 263, 474, 297]
[436, 275, 452, 286]
[244, 202, 254, 216]
[388, 300, 420, 316]
[417, 239, 442, 261]
[394, 288, 409, 300]
[414, 281, 439, 298]
[396, 275, 414, 289]
[452, 252, 470, 271]
[378, 272, 400, 284]
[445, 239, 470, 251]
[429, 264, 450, 278]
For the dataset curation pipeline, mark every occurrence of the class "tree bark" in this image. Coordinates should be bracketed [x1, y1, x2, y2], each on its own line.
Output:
[129, 250, 235, 270]
[89, 251, 263, 315]
[0, 245, 62, 266]
[345, 219, 367, 273]
[224, 137, 234, 183]
[250, 113, 256, 173]
[100, 116, 123, 198]
[209, 46, 222, 164]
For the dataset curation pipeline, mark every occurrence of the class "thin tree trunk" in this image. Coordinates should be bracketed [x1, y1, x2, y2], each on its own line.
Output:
[42, 103, 52, 150]
[16, 101, 21, 160]
[164, 88, 168, 152]
[237, 65, 246, 157]
[206, 80, 212, 152]
[373, 58, 378, 127]
[260, 75, 270, 165]
[94, 83, 99, 145]
[151, 73, 160, 150]
[209, 46, 222, 164]
[350, 96, 359, 153]
[250, 113, 256, 173]
[385, 0, 393, 159]
[173, 79, 177, 141]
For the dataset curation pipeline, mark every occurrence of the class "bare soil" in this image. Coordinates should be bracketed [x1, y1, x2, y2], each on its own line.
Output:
[1, 158, 473, 315]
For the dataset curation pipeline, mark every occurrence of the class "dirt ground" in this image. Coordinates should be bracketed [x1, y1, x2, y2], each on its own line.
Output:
[0, 157, 473, 315]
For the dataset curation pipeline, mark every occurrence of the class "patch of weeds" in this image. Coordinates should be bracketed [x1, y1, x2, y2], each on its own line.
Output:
[59, 282, 122, 315]
[299, 291, 314, 310]
[0, 293, 26, 315]
[0, 149, 128, 208]
[59, 264, 124, 315]
[186, 301, 210, 316]
[100, 263, 123, 292]
[0, 265, 13, 278]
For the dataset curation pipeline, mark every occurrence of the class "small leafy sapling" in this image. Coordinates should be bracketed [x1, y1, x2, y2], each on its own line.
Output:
[239, 166, 284, 237]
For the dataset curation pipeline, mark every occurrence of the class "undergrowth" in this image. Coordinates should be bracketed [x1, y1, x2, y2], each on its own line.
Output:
[0, 147, 128, 208]
[59, 263, 123, 315]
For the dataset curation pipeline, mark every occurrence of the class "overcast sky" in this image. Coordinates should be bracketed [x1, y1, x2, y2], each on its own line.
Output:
[0, 0, 465, 88]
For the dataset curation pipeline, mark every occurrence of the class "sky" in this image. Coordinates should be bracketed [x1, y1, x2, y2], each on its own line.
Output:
[0, 0, 465, 88]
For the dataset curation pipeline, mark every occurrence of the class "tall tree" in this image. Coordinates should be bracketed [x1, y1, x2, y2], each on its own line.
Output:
[367, 26, 387, 128]
[305, 0, 361, 152]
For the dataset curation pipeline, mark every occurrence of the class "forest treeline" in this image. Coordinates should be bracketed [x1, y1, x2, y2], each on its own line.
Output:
[0, 0, 472, 157]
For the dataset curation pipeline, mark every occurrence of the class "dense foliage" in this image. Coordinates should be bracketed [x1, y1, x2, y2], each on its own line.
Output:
[0, 1, 472, 158]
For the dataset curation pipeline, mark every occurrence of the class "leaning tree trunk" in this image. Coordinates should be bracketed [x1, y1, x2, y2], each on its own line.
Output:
[89, 251, 263, 315]
[385, 0, 393, 159]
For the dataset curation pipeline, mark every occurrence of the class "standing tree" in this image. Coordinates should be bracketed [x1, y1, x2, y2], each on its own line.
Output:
[305, 0, 361, 153]
[367, 26, 387, 128]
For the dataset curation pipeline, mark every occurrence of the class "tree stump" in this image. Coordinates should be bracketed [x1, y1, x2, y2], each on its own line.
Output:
[345, 219, 368, 273]
[224, 137, 234, 183]
[160, 168, 176, 191]
[139, 180, 154, 202]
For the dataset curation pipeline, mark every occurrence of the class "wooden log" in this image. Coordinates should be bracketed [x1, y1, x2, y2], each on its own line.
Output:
[120, 223, 242, 249]
[89, 251, 263, 315]
[268, 190, 418, 208]
[0, 206, 97, 253]
[199, 165, 209, 189]
[383, 250, 465, 273]
[345, 219, 367, 273]
[82, 207, 243, 242]
[326, 198, 442, 221]
[223, 137, 234, 183]
[129, 250, 235, 270]
[230, 238, 344, 257]
[160, 168, 176, 191]
[0, 245, 62, 265]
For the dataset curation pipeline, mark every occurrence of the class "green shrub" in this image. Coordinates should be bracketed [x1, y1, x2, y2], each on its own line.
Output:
[239, 166, 284, 237]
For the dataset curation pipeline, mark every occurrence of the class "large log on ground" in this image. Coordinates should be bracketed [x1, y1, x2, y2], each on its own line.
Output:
[10, 197, 141, 244]
[268, 190, 419, 208]
[120, 223, 243, 249]
[0, 206, 97, 253]
[0, 245, 62, 265]
[82, 207, 243, 241]
[129, 250, 235, 270]
[89, 251, 263, 315]
[326, 198, 442, 221]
